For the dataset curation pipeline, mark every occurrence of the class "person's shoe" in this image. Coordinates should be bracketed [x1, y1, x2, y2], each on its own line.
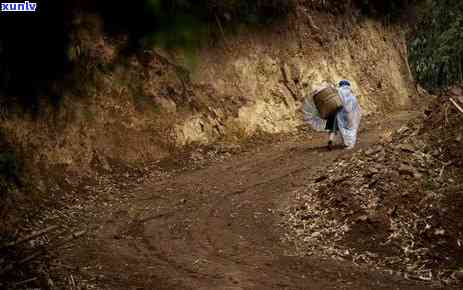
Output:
[328, 140, 333, 151]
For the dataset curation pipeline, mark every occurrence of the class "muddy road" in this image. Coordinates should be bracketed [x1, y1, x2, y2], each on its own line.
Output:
[58, 112, 434, 289]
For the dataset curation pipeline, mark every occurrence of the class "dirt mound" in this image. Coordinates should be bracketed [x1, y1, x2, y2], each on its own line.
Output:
[284, 88, 463, 285]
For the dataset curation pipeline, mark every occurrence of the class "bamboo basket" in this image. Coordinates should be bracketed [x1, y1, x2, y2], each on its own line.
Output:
[313, 85, 342, 119]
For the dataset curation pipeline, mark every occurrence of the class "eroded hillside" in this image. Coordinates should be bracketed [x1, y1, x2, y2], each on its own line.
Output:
[0, 9, 416, 184]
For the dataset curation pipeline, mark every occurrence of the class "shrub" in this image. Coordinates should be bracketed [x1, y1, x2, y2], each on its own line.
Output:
[409, 0, 463, 90]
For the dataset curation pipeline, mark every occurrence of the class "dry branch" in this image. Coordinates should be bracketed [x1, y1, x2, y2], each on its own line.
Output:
[449, 98, 463, 114]
[13, 277, 38, 287]
[308, 15, 320, 31]
[215, 13, 227, 44]
[0, 230, 86, 275]
[1, 226, 59, 249]
[49, 230, 86, 250]
[438, 161, 453, 180]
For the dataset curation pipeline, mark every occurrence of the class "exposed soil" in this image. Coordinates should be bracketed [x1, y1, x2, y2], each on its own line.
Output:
[0, 4, 450, 290]
[284, 92, 463, 288]
[18, 110, 448, 290]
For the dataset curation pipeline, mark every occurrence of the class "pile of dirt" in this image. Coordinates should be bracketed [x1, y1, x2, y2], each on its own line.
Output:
[283, 87, 463, 285]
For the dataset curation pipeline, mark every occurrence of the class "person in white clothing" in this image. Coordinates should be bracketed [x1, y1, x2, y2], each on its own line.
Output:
[303, 80, 362, 150]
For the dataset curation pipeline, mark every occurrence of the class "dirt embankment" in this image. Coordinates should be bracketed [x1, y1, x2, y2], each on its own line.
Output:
[0, 9, 415, 185]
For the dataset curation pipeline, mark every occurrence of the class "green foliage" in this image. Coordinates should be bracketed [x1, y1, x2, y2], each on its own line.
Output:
[409, 0, 463, 90]
[355, 0, 421, 21]
[100, 0, 296, 51]
[206, 0, 296, 23]
[142, 0, 207, 51]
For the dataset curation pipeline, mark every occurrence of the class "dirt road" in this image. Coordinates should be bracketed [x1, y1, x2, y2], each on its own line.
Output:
[58, 112, 434, 289]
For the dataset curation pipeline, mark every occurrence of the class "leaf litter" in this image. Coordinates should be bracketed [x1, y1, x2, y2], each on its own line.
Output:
[282, 90, 463, 286]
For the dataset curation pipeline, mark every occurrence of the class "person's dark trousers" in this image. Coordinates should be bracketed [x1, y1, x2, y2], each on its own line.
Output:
[325, 112, 338, 133]
[325, 109, 340, 150]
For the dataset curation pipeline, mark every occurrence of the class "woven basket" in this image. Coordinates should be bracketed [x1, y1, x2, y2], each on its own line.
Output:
[313, 85, 342, 119]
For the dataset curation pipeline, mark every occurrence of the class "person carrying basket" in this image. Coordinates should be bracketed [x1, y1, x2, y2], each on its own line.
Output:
[303, 80, 361, 150]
